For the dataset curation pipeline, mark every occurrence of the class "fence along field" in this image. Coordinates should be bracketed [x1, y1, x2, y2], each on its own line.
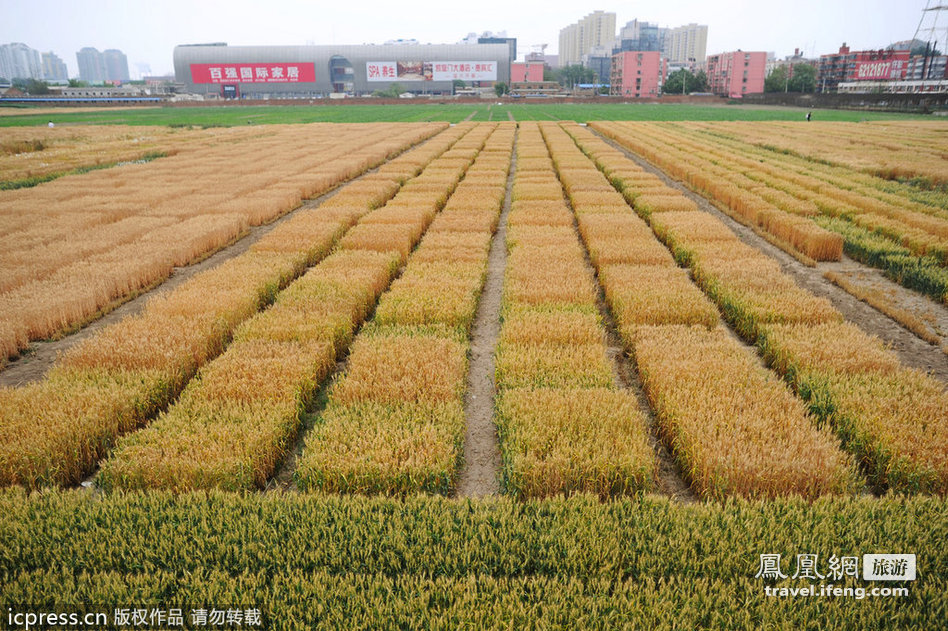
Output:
[99, 123, 494, 492]
[566, 121, 948, 495]
[0, 123, 464, 488]
[592, 121, 948, 305]
[0, 122, 444, 366]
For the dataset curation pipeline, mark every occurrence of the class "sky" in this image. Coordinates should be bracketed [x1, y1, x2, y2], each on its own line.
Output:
[0, 0, 938, 78]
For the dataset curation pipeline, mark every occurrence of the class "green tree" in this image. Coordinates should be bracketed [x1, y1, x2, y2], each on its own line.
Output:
[663, 69, 706, 95]
[494, 82, 508, 97]
[452, 79, 466, 94]
[789, 64, 816, 92]
[551, 64, 594, 89]
[764, 66, 789, 93]
[12, 78, 50, 95]
[765, 64, 816, 93]
[68, 79, 89, 88]
[372, 83, 405, 98]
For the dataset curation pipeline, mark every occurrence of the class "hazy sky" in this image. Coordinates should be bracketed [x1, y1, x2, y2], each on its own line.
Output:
[1, 0, 937, 78]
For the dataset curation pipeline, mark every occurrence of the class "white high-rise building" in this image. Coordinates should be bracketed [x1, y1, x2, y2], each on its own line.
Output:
[0, 42, 43, 80]
[42, 52, 69, 82]
[663, 23, 708, 65]
[558, 11, 617, 67]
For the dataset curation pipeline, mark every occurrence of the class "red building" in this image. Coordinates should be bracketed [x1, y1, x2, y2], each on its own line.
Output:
[510, 61, 544, 83]
[705, 50, 766, 98]
[818, 44, 910, 92]
[610, 51, 667, 98]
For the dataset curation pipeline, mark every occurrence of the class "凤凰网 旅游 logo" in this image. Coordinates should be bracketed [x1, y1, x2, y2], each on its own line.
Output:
[862, 554, 916, 581]
[754, 553, 915, 599]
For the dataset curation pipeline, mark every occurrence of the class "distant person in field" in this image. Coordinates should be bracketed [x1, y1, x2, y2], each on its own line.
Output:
[48, 121, 54, 128]
[806, 111, 811, 122]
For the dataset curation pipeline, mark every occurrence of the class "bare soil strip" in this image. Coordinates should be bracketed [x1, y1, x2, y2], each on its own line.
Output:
[455, 145, 513, 498]
[593, 128, 948, 383]
[0, 164, 393, 388]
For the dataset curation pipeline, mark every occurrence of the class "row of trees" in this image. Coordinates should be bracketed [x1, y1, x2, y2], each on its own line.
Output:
[764, 64, 817, 93]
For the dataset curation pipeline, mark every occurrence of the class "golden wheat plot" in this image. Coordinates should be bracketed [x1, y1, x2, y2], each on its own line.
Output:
[760, 321, 948, 495]
[564, 121, 947, 497]
[94, 125, 486, 492]
[493, 122, 654, 500]
[634, 325, 857, 499]
[543, 121, 861, 499]
[598, 121, 948, 265]
[0, 124, 470, 489]
[0, 123, 445, 365]
[96, 249, 400, 491]
[0, 124, 217, 183]
[297, 123, 510, 496]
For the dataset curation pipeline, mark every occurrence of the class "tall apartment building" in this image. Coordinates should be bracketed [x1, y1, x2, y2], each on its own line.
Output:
[42, 52, 69, 82]
[103, 49, 130, 81]
[77, 47, 129, 82]
[663, 23, 708, 65]
[0, 42, 43, 80]
[615, 19, 665, 53]
[558, 11, 616, 67]
[706, 50, 766, 98]
[77, 47, 106, 82]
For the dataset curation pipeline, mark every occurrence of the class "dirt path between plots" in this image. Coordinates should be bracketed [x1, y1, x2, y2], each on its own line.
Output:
[454, 150, 512, 498]
[0, 167, 384, 389]
[592, 128, 948, 383]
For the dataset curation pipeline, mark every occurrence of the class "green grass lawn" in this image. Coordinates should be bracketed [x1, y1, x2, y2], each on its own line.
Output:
[0, 102, 928, 127]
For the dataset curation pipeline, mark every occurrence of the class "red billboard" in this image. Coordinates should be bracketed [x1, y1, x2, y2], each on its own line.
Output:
[190, 63, 315, 84]
[855, 61, 895, 81]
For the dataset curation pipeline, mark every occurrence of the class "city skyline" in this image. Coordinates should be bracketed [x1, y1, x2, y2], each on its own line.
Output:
[0, 0, 935, 79]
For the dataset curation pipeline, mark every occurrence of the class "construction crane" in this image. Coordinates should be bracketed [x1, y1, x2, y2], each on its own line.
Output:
[914, 1, 948, 79]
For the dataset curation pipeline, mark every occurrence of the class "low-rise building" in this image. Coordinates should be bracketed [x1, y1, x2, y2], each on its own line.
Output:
[610, 50, 666, 98]
[510, 61, 544, 83]
[817, 44, 910, 92]
[706, 50, 766, 98]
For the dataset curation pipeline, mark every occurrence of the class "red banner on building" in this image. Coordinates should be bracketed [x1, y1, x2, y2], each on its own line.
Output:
[190, 63, 315, 84]
[854, 57, 908, 81]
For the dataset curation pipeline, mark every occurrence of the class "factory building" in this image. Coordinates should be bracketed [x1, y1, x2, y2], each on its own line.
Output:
[173, 42, 512, 98]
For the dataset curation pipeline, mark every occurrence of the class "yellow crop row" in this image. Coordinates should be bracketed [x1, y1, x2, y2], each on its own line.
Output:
[495, 122, 654, 499]
[612, 122, 948, 263]
[96, 123, 489, 492]
[590, 122, 844, 263]
[688, 120, 948, 188]
[0, 123, 471, 489]
[565, 122, 948, 496]
[296, 123, 513, 495]
[550, 121, 858, 499]
[0, 123, 446, 364]
[0, 124, 218, 183]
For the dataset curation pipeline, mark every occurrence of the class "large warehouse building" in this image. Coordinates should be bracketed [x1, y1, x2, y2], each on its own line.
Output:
[173, 42, 512, 98]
